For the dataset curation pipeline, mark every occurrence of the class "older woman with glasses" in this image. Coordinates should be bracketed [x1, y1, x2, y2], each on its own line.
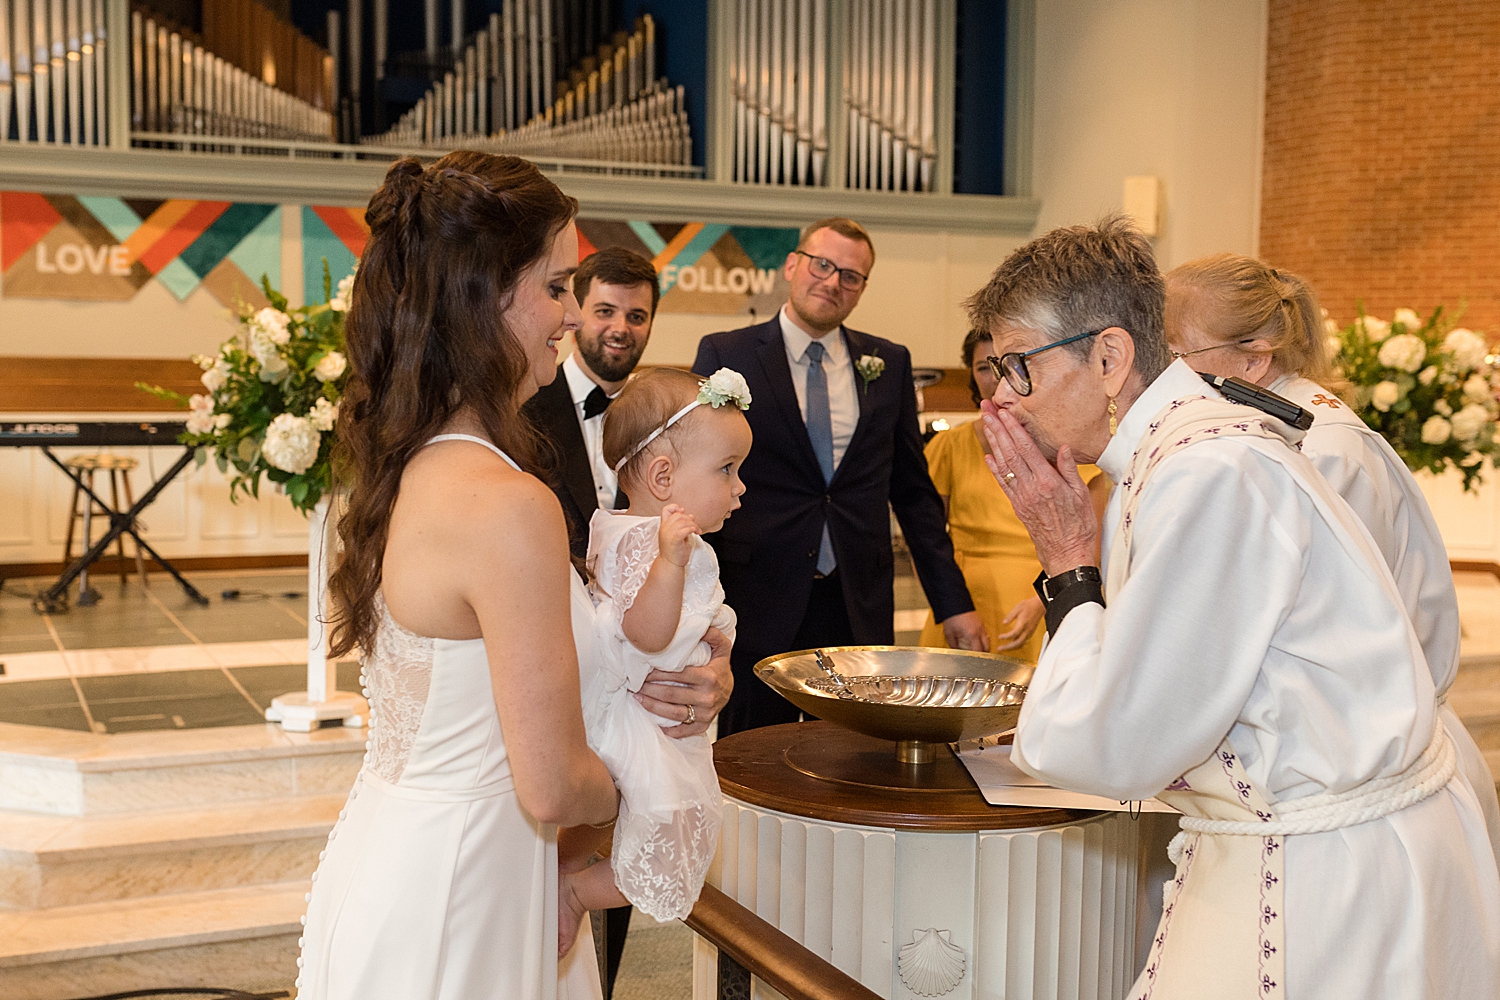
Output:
[970, 218, 1500, 999]
[916, 329, 1109, 660]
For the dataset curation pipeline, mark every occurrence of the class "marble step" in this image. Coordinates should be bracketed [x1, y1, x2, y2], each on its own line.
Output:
[0, 795, 340, 909]
[0, 881, 304, 1000]
[0, 721, 364, 816]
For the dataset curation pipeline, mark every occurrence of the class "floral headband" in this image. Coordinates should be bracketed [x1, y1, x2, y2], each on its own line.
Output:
[613, 368, 752, 472]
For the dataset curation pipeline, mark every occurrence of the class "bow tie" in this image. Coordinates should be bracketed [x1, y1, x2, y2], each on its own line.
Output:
[582, 386, 612, 420]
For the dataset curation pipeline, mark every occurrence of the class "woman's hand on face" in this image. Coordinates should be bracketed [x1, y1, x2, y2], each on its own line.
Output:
[635, 625, 734, 738]
[980, 403, 1099, 575]
[994, 596, 1045, 651]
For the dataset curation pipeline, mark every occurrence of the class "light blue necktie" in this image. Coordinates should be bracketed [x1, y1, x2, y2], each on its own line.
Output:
[804, 340, 837, 575]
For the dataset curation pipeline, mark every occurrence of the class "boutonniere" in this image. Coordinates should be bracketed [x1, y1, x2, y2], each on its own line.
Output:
[855, 352, 885, 393]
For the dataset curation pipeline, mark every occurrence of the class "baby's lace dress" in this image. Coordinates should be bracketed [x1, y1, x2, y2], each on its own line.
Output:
[584, 509, 731, 921]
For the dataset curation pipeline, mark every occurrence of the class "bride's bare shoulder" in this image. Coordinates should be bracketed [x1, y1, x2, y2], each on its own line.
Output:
[394, 442, 565, 553]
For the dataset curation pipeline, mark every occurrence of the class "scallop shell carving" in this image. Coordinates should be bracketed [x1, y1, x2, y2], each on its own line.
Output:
[897, 927, 966, 997]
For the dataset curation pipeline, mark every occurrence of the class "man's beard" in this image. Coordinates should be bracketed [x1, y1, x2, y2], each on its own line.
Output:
[575, 332, 645, 383]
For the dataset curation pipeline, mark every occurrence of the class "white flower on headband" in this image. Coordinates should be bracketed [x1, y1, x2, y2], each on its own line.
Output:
[699, 368, 752, 410]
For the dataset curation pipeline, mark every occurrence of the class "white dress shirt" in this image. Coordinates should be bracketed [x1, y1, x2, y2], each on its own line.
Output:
[561, 352, 620, 509]
[1014, 361, 1500, 998]
[779, 305, 859, 472]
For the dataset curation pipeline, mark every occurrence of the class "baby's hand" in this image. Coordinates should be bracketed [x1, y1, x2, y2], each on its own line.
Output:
[658, 504, 699, 567]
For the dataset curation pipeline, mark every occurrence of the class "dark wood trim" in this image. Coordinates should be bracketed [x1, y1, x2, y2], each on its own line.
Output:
[714, 722, 1093, 832]
[0, 553, 307, 580]
[920, 369, 978, 412]
[0, 357, 201, 413]
[1452, 560, 1500, 582]
[685, 884, 883, 1000]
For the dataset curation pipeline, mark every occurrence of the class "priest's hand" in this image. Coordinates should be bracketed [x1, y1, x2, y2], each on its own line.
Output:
[979, 403, 1099, 576]
[942, 610, 990, 652]
[994, 596, 1044, 651]
[636, 625, 734, 738]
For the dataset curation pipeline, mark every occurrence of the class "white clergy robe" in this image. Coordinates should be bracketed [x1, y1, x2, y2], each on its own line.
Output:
[1013, 361, 1500, 998]
[1271, 373, 1500, 866]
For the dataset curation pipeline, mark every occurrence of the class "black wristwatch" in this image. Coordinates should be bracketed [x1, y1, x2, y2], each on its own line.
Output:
[1033, 565, 1105, 636]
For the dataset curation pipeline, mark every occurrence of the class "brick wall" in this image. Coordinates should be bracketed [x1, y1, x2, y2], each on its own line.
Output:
[1259, 0, 1500, 332]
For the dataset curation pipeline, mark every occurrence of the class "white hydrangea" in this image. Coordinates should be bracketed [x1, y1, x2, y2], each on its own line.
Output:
[1377, 333, 1427, 373]
[201, 361, 230, 393]
[1358, 315, 1392, 342]
[263, 413, 321, 474]
[213, 412, 233, 429]
[1371, 381, 1401, 412]
[1443, 328, 1489, 372]
[186, 394, 216, 435]
[1421, 415, 1453, 445]
[250, 331, 289, 381]
[1419, 366, 1438, 386]
[193, 353, 215, 370]
[250, 307, 293, 346]
[1393, 307, 1423, 332]
[1463, 373, 1492, 405]
[1451, 403, 1490, 443]
[1435, 398, 1454, 416]
[314, 351, 347, 383]
[309, 397, 339, 431]
[330, 271, 356, 312]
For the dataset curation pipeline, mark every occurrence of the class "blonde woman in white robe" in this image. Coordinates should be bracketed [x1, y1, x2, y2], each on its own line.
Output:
[966, 217, 1500, 999]
[1165, 253, 1500, 871]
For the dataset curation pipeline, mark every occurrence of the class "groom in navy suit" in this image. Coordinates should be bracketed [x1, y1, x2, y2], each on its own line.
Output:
[693, 218, 987, 736]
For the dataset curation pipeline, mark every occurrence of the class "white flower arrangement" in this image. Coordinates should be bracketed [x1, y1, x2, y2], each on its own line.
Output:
[139, 262, 350, 513]
[1330, 304, 1499, 491]
[856, 352, 885, 392]
[698, 368, 752, 410]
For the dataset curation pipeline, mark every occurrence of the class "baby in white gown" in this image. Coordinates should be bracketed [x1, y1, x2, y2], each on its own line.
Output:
[563, 366, 753, 925]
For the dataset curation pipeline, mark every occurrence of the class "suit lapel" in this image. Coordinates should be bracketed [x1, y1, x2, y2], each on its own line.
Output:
[836, 327, 878, 481]
[540, 370, 599, 517]
[754, 320, 824, 474]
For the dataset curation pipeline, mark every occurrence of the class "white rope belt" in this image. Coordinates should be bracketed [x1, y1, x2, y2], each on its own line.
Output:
[1180, 726, 1456, 837]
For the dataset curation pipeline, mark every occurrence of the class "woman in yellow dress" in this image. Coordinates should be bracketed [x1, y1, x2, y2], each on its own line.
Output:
[918, 330, 1109, 661]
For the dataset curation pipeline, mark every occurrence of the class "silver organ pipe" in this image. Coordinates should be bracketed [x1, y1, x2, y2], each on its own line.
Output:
[1, 0, 115, 143]
[368, 7, 689, 169]
[730, 0, 935, 190]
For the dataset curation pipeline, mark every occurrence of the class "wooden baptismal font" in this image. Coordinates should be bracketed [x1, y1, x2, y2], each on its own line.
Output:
[693, 647, 1141, 1000]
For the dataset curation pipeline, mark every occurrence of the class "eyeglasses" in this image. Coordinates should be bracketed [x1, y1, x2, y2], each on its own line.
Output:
[985, 331, 1102, 396]
[794, 250, 869, 291]
[1171, 338, 1256, 360]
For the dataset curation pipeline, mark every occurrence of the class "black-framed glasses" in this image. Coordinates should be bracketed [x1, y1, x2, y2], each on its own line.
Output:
[1171, 338, 1256, 360]
[794, 250, 869, 291]
[985, 331, 1102, 396]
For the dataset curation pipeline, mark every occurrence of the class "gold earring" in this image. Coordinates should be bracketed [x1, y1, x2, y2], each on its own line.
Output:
[1108, 396, 1118, 435]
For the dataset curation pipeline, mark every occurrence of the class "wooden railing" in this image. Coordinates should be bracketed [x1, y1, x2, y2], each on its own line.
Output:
[684, 883, 883, 1000]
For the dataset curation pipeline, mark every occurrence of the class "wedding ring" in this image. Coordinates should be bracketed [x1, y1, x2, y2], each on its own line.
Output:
[685, 705, 696, 725]
[1003, 472, 1016, 483]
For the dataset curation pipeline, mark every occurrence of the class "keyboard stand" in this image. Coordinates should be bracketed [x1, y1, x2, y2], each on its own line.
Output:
[32, 447, 211, 613]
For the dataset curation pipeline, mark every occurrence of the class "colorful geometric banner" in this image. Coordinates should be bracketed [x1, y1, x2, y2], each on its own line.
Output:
[1, 192, 797, 318]
[1, 191, 280, 308]
[302, 211, 799, 316]
[575, 219, 798, 315]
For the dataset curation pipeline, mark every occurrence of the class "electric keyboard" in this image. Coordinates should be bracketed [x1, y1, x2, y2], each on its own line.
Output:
[0, 421, 187, 447]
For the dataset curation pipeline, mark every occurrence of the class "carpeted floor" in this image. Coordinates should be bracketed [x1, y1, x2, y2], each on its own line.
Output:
[613, 915, 694, 1000]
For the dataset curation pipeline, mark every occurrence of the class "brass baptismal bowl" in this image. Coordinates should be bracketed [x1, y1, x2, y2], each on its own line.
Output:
[753, 646, 1031, 765]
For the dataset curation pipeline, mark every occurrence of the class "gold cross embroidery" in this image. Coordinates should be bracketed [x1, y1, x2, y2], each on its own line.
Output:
[1311, 394, 1341, 408]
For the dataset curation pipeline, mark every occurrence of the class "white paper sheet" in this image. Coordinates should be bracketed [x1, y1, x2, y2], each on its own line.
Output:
[956, 745, 1180, 814]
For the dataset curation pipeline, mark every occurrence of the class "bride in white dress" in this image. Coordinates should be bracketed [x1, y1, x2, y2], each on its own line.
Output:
[296, 152, 733, 1000]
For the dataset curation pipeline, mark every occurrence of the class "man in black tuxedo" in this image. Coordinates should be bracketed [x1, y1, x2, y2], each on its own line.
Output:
[521, 245, 657, 996]
[524, 246, 659, 558]
[693, 217, 987, 736]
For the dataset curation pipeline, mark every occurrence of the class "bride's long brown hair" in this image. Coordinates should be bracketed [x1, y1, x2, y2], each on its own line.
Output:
[328, 151, 578, 658]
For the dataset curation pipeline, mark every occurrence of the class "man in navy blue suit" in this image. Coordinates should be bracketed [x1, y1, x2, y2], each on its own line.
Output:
[693, 218, 987, 736]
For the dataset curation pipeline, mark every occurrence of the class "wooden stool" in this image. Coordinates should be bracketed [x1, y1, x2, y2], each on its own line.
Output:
[63, 454, 148, 592]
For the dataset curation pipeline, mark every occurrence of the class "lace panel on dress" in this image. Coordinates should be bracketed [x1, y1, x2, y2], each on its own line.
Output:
[607, 520, 660, 616]
[364, 597, 435, 784]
